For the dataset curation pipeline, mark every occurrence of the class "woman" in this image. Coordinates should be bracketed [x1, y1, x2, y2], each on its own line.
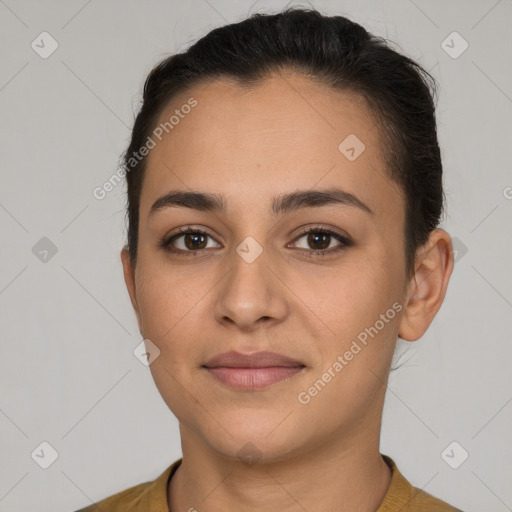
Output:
[77, 7, 460, 511]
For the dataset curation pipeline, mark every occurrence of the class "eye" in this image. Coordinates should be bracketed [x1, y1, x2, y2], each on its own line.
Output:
[289, 225, 352, 257]
[161, 226, 220, 256]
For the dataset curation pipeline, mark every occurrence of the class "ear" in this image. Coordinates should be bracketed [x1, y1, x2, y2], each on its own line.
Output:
[398, 229, 454, 342]
[121, 246, 142, 335]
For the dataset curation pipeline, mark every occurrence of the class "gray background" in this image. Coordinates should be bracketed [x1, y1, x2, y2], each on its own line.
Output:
[0, 0, 511, 511]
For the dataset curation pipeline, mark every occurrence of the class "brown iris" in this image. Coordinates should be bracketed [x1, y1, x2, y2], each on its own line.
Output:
[307, 232, 330, 250]
[184, 233, 208, 250]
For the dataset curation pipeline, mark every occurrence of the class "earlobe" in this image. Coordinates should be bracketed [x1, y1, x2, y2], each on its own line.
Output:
[398, 229, 454, 342]
[120, 246, 143, 334]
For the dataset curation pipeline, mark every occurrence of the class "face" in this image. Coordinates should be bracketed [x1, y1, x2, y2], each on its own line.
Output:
[121, 71, 443, 463]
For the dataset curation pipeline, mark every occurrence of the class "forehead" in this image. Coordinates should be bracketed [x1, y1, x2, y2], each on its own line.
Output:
[140, 71, 403, 221]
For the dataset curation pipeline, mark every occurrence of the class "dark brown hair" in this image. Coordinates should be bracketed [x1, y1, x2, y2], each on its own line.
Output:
[123, 7, 445, 280]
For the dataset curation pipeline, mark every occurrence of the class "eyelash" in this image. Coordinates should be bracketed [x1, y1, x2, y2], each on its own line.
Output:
[160, 225, 353, 258]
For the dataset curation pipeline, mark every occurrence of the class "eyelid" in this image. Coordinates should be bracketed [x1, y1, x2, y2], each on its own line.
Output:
[293, 224, 352, 243]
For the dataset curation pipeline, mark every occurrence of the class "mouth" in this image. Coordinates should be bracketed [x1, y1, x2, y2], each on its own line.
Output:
[202, 350, 306, 390]
[203, 366, 306, 390]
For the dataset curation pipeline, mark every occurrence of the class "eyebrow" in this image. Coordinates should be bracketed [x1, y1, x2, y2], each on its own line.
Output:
[149, 187, 374, 216]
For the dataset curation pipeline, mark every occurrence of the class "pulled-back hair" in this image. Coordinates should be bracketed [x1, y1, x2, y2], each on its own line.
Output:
[123, 7, 444, 280]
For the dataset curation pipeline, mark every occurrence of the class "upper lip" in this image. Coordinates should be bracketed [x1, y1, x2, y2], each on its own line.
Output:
[203, 351, 305, 368]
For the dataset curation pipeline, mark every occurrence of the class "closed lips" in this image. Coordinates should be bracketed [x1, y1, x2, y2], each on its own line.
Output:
[203, 351, 305, 368]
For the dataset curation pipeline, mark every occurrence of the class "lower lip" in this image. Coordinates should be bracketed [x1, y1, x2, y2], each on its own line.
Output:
[204, 366, 305, 390]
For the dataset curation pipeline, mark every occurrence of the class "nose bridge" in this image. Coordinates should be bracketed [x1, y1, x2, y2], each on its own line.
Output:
[213, 235, 288, 329]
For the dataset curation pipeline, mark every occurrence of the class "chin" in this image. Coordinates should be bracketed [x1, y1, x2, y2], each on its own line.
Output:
[195, 410, 313, 463]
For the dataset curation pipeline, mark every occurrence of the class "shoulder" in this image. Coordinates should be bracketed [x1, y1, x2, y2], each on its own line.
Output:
[74, 480, 153, 512]
[379, 455, 463, 512]
[73, 459, 182, 512]
[405, 486, 463, 511]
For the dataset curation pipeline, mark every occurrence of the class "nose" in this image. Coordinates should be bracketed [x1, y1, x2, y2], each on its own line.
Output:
[213, 246, 289, 332]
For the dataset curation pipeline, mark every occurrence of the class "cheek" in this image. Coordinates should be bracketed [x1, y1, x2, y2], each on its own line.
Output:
[135, 260, 204, 335]
[135, 263, 217, 386]
[301, 259, 402, 381]
[295, 271, 400, 420]
[306, 260, 398, 333]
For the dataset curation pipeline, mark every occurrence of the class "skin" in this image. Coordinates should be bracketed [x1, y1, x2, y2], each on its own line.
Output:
[120, 70, 454, 512]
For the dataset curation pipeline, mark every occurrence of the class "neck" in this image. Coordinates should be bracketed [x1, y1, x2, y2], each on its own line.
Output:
[168, 421, 391, 512]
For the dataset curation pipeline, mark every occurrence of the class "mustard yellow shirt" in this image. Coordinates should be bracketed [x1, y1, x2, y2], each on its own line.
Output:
[75, 455, 462, 511]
